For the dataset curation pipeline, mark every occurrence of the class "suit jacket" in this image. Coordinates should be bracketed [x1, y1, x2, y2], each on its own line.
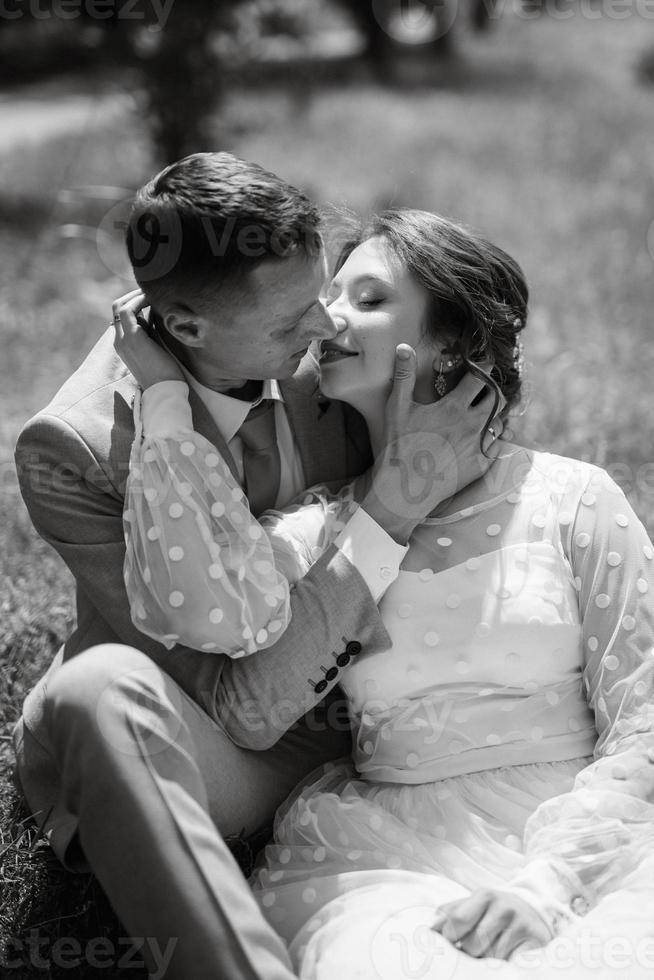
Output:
[15, 328, 392, 749]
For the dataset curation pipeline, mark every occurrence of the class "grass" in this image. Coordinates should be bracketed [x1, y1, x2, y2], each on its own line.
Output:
[2, 10, 654, 976]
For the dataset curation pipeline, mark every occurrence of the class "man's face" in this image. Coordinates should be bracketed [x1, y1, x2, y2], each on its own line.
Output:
[196, 249, 337, 383]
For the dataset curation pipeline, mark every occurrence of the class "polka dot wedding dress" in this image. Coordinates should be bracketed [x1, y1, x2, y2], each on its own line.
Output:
[124, 397, 654, 979]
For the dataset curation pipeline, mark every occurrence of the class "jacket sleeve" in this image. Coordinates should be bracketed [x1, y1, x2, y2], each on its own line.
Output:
[15, 408, 391, 748]
[506, 466, 654, 935]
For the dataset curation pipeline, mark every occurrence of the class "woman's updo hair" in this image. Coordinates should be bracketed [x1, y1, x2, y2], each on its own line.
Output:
[333, 209, 528, 425]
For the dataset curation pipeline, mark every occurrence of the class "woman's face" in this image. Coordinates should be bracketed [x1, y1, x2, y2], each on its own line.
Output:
[319, 236, 438, 403]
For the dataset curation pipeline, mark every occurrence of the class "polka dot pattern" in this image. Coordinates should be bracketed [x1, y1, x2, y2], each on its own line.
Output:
[128, 425, 654, 917]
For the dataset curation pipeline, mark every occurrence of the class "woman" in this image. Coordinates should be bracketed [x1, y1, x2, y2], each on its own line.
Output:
[119, 211, 654, 978]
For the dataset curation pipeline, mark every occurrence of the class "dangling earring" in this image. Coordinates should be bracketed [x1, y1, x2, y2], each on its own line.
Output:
[433, 348, 459, 397]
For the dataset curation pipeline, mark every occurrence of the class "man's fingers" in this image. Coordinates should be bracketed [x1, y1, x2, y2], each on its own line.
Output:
[393, 344, 415, 381]
[386, 344, 416, 429]
[450, 369, 487, 406]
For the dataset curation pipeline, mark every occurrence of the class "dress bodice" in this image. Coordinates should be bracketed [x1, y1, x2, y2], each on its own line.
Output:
[345, 544, 596, 783]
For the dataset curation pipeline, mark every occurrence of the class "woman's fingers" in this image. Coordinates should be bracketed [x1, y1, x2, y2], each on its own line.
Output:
[433, 890, 551, 962]
[433, 892, 490, 950]
[112, 287, 142, 310]
[111, 287, 142, 324]
[118, 291, 149, 338]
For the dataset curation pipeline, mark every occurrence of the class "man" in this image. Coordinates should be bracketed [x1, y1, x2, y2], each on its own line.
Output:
[14, 151, 494, 978]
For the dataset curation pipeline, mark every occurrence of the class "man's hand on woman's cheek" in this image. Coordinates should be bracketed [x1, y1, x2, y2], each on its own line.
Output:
[361, 346, 504, 544]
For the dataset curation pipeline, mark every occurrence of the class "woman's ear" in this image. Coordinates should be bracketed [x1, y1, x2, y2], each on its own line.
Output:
[163, 306, 205, 348]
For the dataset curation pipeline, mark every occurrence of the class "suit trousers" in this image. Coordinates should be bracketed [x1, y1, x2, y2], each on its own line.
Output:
[13, 643, 352, 980]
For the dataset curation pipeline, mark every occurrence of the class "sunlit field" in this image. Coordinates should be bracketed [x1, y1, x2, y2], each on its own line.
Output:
[1, 8, 654, 974]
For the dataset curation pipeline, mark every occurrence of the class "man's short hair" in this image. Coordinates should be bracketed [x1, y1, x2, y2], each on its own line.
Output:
[125, 151, 322, 312]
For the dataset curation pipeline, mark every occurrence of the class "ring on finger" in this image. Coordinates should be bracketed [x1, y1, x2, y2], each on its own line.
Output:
[112, 313, 121, 324]
[488, 425, 496, 439]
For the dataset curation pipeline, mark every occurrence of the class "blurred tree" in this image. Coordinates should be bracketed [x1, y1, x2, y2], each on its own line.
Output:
[134, 2, 230, 163]
[637, 48, 654, 85]
[98, 0, 235, 164]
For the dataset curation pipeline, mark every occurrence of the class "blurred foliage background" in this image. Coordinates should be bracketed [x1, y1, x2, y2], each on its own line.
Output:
[1, 1, 654, 975]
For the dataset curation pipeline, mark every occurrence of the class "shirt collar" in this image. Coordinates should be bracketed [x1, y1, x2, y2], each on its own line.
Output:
[175, 356, 284, 445]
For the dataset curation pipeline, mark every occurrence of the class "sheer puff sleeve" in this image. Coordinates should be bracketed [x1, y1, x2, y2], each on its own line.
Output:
[123, 382, 294, 657]
[123, 382, 359, 658]
[507, 464, 654, 935]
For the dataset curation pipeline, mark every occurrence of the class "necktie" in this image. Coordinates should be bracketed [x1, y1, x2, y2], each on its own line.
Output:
[237, 399, 282, 517]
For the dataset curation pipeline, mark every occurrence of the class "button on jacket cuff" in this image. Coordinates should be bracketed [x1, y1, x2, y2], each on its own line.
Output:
[335, 507, 408, 603]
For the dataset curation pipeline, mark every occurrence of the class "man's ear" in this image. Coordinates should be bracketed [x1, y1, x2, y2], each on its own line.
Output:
[163, 305, 206, 348]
